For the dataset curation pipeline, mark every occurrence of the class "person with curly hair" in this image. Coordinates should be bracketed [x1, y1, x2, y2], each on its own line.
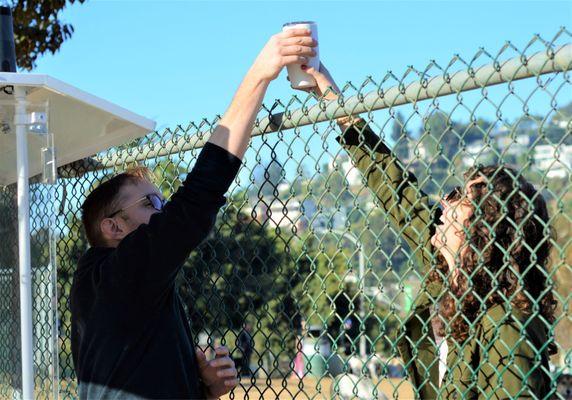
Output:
[297, 64, 557, 399]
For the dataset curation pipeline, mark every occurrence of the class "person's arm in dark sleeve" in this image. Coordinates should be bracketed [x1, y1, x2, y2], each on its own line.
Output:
[99, 29, 319, 298]
[336, 118, 438, 294]
[106, 142, 241, 295]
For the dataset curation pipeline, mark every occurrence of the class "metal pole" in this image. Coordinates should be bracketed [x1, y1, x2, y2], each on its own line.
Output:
[15, 86, 35, 399]
[96, 43, 572, 168]
[358, 248, 366, 359]
[316, 228, 368, 359]
[336, 231, 366, 360]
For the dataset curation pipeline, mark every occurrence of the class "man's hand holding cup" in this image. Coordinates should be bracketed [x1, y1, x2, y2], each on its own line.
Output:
[250, 29, 317, 83]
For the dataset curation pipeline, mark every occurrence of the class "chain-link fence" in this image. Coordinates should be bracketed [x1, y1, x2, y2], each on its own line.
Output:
[1, 29, 571, 399]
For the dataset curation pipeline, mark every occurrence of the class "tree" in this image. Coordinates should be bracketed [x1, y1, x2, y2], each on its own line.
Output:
[415, 111, 464, 193]
[458, 118, 489, 145]
[299, 234, 399, 356]
[6, 0, 87, 70]
[178, 207, 306, 369]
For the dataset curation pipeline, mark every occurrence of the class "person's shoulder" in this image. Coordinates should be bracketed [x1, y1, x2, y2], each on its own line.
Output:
[477, 303, 518, 335]
[476, 303, 551, 367]
[72, 248, 114, 304]
[74, 247, 115, 284]
[77, 247, 114, 270]
[478, 303, 545, 342]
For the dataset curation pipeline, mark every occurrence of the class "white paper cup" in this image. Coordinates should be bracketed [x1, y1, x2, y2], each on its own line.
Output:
[282, 21, 319, 89]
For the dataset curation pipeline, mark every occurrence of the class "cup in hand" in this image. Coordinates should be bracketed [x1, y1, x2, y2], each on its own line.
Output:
[282, 21, 319, 89]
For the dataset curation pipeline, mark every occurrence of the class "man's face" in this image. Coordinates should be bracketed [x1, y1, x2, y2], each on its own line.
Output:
[431, 177, 485, 264]
[100, 180, 164, 247]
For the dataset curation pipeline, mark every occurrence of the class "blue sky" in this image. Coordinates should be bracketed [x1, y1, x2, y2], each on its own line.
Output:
[31, 0, 571, 131]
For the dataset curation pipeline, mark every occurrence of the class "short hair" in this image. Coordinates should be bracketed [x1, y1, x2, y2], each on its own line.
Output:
[81, 166, 154, 247]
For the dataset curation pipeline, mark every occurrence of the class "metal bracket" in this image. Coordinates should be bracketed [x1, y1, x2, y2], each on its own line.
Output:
[40, 132, 57, 185]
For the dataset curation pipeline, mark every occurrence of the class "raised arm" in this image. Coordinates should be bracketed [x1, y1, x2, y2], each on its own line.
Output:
[304, 64, 436, 279]
[337, 119, 441, 399]
[209, 28, 317, 159]
[104, 30, 317, 300]
[336, 119, 435, 276]
[303, 64, 442, 399]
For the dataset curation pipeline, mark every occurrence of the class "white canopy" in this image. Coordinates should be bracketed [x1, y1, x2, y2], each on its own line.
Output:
[0, 73, 156, 185]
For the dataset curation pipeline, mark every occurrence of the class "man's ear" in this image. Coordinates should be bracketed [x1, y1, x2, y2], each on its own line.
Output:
[100, 217, 126, 243]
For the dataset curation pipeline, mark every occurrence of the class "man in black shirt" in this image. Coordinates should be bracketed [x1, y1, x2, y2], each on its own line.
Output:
[71, 28, 317, 400]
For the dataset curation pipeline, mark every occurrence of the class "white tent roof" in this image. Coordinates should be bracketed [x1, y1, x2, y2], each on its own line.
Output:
[0, 73, 156, 185]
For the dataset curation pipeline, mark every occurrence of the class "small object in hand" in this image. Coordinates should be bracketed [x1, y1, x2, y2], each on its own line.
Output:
[282, 21, 319, 89]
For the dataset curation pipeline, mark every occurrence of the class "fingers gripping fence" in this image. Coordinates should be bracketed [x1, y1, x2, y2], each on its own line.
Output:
[1, 30, 571, 399]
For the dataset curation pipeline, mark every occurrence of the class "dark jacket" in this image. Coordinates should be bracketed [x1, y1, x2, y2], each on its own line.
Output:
[71, 143, 241, 399]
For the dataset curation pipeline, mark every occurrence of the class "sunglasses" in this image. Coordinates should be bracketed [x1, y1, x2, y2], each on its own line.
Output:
[107, 193, 166, 218]
[444, 186, 462, 203]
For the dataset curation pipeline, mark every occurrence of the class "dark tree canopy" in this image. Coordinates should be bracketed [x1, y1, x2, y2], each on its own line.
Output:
[6, 0, 86, 70]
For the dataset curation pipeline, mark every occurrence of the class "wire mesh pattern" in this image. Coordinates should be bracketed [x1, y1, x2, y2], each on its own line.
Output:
[0, 29, 571, 399]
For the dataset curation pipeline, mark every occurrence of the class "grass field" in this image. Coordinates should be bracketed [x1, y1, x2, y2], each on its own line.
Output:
[221, 377, 415, 399]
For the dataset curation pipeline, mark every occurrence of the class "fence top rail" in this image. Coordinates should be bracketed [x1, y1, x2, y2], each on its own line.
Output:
[92, 43, 571, 169]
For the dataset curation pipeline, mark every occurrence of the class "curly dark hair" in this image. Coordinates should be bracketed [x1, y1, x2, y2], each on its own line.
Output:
[429, 165, 557, 354]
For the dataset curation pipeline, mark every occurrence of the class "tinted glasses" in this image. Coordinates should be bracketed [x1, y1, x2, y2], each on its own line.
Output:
[107, 193, 166, 218]
[444, 186, 462, 203]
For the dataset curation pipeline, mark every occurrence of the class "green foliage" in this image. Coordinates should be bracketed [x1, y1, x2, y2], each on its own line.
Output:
[54, 211, 88, 378]
[7, 0, 87, 70]
[178, 208, 306, 361]
[298, 234, 400, 356]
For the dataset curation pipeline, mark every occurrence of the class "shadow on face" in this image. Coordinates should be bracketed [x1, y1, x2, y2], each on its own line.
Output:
[431, 177, 485, 267]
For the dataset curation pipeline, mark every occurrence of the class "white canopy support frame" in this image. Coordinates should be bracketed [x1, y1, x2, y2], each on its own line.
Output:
[15, 85, 34, 400]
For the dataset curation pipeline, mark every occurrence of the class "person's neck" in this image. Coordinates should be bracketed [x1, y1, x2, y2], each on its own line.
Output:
[442, 252, 457, 272]
[103, 239, 120, 248]
[439, 249, 463, 285]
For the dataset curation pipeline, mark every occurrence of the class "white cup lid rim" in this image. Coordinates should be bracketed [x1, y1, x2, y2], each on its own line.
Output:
[283, 21, 316, 26]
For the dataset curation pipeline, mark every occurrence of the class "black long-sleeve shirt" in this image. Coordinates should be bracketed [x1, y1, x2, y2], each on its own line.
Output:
[71, 143, 242, 399]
